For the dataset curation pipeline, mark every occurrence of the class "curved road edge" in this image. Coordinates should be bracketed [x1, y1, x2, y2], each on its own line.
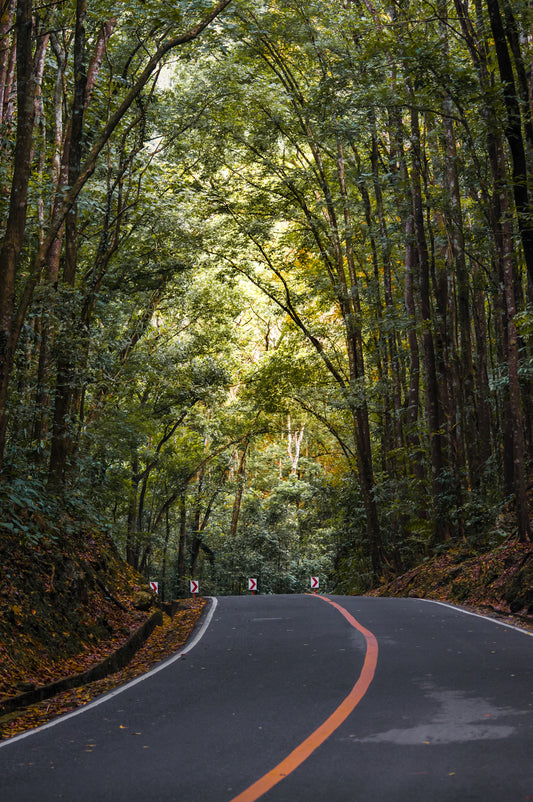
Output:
[418, 598, 533, 637]
[0, 596, 219, 750]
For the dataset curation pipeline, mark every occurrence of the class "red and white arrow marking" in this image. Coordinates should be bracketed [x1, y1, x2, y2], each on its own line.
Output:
[149, 581, 158, 594]
[190, 579, 199, 595]
[310, 576, 319, 590]
[248, 578, 257, 592]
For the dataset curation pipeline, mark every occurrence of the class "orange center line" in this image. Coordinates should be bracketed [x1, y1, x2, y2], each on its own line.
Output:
[229, 596, 379, 802]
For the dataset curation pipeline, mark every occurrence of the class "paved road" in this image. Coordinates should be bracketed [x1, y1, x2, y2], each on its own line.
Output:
[1, 595, 532, 801]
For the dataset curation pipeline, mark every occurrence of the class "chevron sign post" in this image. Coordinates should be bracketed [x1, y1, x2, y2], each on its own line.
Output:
[190, 579, 199, 596]
[248, 578, 257, 595]
[149, 581, 158, 594]
[310, 576, 319, 594]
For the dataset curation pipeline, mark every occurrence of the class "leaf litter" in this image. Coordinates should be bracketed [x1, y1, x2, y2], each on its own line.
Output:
[0, 598, 205, 741]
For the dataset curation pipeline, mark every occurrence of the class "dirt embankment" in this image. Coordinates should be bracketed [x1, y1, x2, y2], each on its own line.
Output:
[0, 520, 154, 699]
[0, 517, 208, 741]
[371, 540, 533, 625]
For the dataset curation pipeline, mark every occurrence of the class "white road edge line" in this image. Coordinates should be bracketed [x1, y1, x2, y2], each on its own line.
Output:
[0, 596, 218, 749]
[420, 598, 533, 636]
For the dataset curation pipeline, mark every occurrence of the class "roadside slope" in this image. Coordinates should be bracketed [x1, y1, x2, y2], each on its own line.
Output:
[370, 540, 533, 626]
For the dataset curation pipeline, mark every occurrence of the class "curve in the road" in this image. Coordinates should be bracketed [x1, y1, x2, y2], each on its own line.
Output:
[0, 596, 219, 748]
[230, 594, 379, 802]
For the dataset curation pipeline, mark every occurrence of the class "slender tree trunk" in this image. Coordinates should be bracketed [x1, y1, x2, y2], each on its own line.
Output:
[336, 140, 384, 575]
[159, 506, 171, 602]
[177, 491, 187, 595]
[485, 0, 533, 287]
[190, 467, 204, 577]
[358, 159, 392, 476]
[48, 0, 87, 491]
[440, 97, 477, 488]
[370, 123, 402, 451]
[229, 442, 248, 538]
[472, 263, 493, 470]
[0, 0, 35, 473]
[501, 231, 531, 541]
[0, 1, 16, 126]
[404, 216, 424, 480]
[126, 455, 140, 568]
[409, 105, 447, 542]
[492, 135, 533, 540]
[457, 0, 521, 498]
[287, 416, 304, 475]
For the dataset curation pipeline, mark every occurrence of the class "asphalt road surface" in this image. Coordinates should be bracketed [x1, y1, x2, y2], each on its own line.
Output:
[1, 595, 532, 801]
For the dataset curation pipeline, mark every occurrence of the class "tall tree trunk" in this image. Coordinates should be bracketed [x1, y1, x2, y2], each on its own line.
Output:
[409, 105, 447, 542]
[0, 1, 16, 126]
[456, 0, 521, 497]
[485, 0, 533, 287]
[472, 263, 493, 471]
[369, 122, 402, 452]
[404, 216, 424, 482]
[336, 140, 384, 576]
[501, 216, 531, 541]
[229, 442, 248, 538]
[48, 0, 87, 491]
[439, 61, 477, 488]
[190, 466, 205, 577]
[177, 491, 187, 595]
[0, 0, 35, 473]
[126, 455, 140, 568]
[490, 133, 533, 541]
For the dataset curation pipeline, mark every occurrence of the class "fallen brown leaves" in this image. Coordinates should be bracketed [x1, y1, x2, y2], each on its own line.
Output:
[0, 598, 206, 742]
[0, 606, 146, 699]
[371, 540, 533, 631]
[0, 524, 152, 698]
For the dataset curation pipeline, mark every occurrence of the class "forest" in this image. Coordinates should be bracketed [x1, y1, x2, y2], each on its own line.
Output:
[1, 0, 533, 605]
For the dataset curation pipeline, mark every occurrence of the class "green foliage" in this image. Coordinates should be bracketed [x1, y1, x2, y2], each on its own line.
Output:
[197, 474, 336, 595]
[3, 0, 532, 603]
[0, 477, 55, 545]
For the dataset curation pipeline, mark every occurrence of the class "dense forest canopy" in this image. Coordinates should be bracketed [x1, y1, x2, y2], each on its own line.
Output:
[1, 0, 532, 598]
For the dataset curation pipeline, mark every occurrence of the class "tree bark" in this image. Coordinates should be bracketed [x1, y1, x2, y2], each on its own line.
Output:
[48, 0, 87, 491]
[485, 0, 533, 287]
[336, 140, 385, 576]
[177, 491, 187, 595]
[0, 0, 36, 472]
[0, 1, 16, 126]
[409, 105, 447, 542]
[229, 442, 248, 538]
[491, 136, 532, 541]
[126, 455, 140, 568]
